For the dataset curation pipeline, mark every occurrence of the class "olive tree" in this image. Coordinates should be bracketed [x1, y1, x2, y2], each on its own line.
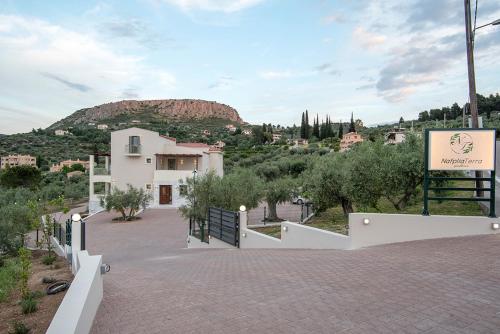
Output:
[179, 171, 221, 221]
[100, 185, 152, 221]
[262, 177, 295, 221]
[380, 134, 424, 210]
[179, 169, 264, 220]
[303, 154, 354, 216]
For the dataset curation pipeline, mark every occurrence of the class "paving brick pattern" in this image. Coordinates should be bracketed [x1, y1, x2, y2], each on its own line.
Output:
[87, 209, 500, 334]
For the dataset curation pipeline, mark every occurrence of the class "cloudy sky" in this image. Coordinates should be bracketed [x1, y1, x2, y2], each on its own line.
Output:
[1, 0, 499, 134]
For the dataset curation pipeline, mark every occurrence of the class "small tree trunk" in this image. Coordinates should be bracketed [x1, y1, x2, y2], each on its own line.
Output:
[267, 201, 279, 221]
[120, 209, 127, 221]
[341, 198, 354, 217]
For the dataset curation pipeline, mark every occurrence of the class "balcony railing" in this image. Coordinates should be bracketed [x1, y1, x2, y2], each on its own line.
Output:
[93, 167, 110, 175]
[125, 144, 141, 155]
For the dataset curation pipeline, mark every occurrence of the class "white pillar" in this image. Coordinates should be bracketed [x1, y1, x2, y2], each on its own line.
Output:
[71, 220, 81, 274]
[239, 209, 248, 231]
[105, 156, 109, 172]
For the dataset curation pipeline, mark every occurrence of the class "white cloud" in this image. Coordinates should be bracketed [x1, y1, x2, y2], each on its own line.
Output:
[162, 0, 264, 13]
[352, 26, 386, 49]
[0, 15, 176, 133]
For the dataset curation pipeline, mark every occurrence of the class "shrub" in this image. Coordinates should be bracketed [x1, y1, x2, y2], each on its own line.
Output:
[20, 295, 37, 314]
[9, 321, 30, 334]
[18, 247, 31, 299]
[42, 255, 56, 265]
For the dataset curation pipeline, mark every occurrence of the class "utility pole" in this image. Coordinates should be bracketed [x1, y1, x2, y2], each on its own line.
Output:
[464, 0, 483, 196]
[464, 0, 479, 128]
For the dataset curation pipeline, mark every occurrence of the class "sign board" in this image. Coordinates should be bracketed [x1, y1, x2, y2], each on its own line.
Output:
[428, 129, 495, 171]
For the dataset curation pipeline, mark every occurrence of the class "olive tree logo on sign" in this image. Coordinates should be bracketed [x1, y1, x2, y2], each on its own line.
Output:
[449, 133, 473, 154]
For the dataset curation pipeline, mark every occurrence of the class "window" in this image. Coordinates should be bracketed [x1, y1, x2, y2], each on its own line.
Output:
[128, 136, 140, 153]
[145, 157, 152, 164]
[179, 185, 188, 196]
[167, 158, 176, 170]
[145, 184, 152, 191]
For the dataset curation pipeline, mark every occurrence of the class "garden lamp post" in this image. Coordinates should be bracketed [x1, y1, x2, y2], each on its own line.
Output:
[464, 0, 499, 196]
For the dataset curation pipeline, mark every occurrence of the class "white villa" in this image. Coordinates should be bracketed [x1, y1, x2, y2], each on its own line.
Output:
[88, 127, 224, 214]
[385, 127, 406, 145]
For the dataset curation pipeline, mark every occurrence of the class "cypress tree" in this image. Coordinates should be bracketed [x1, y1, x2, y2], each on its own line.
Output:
[312, 114, 320, 138]
[300, 112, 305, 139]
[305, 110, 310, 139]
[349, 112, 356, 133]
[338, 121, 343, 138]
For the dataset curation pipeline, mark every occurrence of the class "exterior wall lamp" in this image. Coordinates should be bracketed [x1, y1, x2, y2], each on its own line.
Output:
[242, 233, 247, 238]
[363, 218, 370, 225]
[283, 226, 288, 232]
[492, 222, 499, 230]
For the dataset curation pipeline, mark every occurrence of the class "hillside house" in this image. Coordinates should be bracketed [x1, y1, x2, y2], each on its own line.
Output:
[50, 159, 90, 173]
[225, 124, 237, 133]
[291, 138, 308, 147]
[385, 127, 406, 145]
[272, 133, 283, 143]
[202, 129, 211, 136]
[54, 129, 69, 136]
[88, 127, 224, 213]
[214, 140, 226, 149]
[340, 132, 364, 152]
[97, 124, 109, 130]
[1, 154, 37, 169]
[242, 129, 252, 136]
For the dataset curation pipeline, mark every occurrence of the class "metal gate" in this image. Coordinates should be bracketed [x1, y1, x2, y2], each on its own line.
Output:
[208, 207, 239, 247]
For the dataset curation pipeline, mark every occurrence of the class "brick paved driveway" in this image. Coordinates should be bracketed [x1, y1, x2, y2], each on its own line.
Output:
[87, 209, 500, 333]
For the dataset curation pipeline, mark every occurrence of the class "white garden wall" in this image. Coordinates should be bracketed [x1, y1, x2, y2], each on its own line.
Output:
[187, 210, 500, 250]
[348, 213, 500, 249]
[46, 251, 103, 334]
[280, 222, 351, 249]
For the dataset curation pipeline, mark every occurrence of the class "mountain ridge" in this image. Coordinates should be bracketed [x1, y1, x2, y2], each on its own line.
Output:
[49, 99, 244, 129]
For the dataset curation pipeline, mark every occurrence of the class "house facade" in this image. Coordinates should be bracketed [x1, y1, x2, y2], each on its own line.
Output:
[88, 127, 224, 214]
[0, 154, 37, 169]
[340, 132, 364, 152]
[385, 128, 406, 145]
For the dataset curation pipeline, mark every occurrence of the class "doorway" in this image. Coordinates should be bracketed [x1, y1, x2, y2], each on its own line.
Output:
[159, 185, 172, 204]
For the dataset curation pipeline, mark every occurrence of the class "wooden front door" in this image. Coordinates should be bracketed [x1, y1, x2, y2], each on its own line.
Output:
[159, 185, 172, 205]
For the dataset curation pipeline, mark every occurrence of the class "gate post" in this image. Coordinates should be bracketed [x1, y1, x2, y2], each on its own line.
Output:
[239, 206, 247, 248]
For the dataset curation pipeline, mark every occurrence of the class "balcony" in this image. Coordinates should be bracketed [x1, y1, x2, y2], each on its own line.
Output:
[125, 144, 142, 156]
[93, 167, 110, 175]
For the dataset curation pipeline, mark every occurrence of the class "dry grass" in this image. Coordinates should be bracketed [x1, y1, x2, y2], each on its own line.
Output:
[0, 250, 73, 334]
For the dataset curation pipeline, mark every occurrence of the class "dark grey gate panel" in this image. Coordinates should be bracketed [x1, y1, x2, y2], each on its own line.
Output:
[208, 207, 239, 247]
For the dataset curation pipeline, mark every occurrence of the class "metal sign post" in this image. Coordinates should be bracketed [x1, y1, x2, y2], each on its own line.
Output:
[423, 128, 496, 217]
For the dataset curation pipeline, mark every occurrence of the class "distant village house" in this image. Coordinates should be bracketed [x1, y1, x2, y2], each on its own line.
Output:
[54, 129, 69, 136]
[214, 140, 225, 149]
[0, 154, 37, 169]
[97, 124, 109, 130]
[225, 124, 237, 133]
[385, 127, 406, 145]
[50, 159, 90, 173]
[340, 132, 364, 152]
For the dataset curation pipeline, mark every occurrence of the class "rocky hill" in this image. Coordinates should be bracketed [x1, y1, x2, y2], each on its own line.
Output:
[49, 99, 244, 129]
